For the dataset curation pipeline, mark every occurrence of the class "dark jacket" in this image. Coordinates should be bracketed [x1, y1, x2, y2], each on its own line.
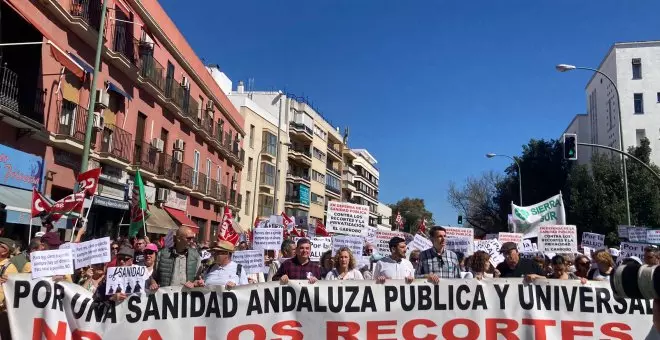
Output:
[154, 247, 200, 287]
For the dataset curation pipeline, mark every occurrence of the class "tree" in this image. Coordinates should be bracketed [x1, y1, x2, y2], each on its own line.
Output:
[388, 198, 435, 234]
[626, 138, 660, 227]
[447, 171, 504, 235]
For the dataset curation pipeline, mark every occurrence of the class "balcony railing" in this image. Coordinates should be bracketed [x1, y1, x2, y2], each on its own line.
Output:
[57, 100, 95, 143]
[220, 184, 228, 202]
[193, 172, 208, 194]
[0, 63, 18, 112]
[70, 0, 103, 31]
[187, 96, 199, 121]
[201, 113, 214, 136]
[237, 193, 242, 209]
[230, 190, 237, 206]
[100, 124, 133, 161]
[137, 52, 165, 91]
[327, 165, 341, 176]
[111, 24, 137, 62]
[326, 185, 341, 195]
[133, 140, 159, 173]
[288, 171, 311, 182]
[214, 124, 224, 145]
[208, 178, 219, 200]
[157, 155, 195, 189]
[289, 122, 313, 136]
[327, 143, 341, 157]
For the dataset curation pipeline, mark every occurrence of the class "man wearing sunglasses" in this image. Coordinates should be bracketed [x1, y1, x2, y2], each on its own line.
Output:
[133, 237, 147, 266]
[194, 240, 247, 289]
[153, 226, 200, 289]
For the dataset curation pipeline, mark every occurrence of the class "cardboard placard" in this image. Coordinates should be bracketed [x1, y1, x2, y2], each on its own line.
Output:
[538, 225, 577, 253]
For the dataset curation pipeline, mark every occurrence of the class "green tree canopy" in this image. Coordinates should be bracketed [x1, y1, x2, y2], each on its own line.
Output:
[388, 198, 434, 234]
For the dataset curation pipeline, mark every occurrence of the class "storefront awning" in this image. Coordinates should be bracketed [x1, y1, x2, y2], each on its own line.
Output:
[108, 82, 132, 101]
[146, 205, 178, 235]
[163, 206, 198, 230]
[0, 186, 41, 226]
[66, 52, 94, 74]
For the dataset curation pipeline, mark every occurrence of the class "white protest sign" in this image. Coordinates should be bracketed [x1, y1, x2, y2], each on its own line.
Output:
[58, 243, 72, 250]
[647, 230, 660, 245]
[473, 239, 504, 266]
[73, 237, 111, 269]
[332, 235, 364, 257]
[409, 234, 433, 252]
[363, 226, 377, 245]
[582, 246, 593, 259]
[105, 265, 148, 295]
[269, 215, 284, 226]
[30, 249, 74, 279]
[356, 255, 370, 269]
[252, 228, 283, 251]
[619, 242, 647, 264]
[581, 232, 605, 250]
[375, 231, 405, 256]
[326, 201, 369, 236]
[617, 225, 630, 239]
[232, 250, 265, 274]
[629, 227, 648, 243]
[445, 227, 474, 255]
[522, 239, 535, 252]
[498, 232, 523, 245]
[295, 237, 332, 262]
[538, 225, 577, 253]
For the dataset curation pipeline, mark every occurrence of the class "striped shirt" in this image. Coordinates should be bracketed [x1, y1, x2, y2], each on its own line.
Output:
[415, 247, 461, 279]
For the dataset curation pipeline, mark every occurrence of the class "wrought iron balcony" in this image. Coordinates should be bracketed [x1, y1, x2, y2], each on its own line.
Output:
[69, 0, 103, 31]
[111, 24, 137, 62]
[132, 140, 159, 174]
[99, 124, 133, 161]
[137, 53, 165, 91]
[56, 100, 95, 144]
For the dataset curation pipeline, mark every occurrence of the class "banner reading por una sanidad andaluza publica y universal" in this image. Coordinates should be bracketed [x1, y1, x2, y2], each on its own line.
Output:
[4, 274, 652, 339]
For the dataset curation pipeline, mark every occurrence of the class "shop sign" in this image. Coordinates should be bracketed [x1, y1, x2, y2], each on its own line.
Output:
[94, 196, 129, 210]
[0, 144, 44, 191]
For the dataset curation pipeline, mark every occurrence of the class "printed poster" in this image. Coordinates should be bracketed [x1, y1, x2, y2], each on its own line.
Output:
[325, 201, 369, 236]
[538, 225, 577, 253]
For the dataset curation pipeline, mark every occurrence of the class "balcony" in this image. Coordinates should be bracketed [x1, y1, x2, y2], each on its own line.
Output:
[288, 147, 312, 166]
[326, 184, 341, 197]
[260, 172, 275, 189]
[56, 100, 97, 145]
[191, 172, 208, 198]
[110, 24, 137, 63]
[220, 184, 228, 202]
[137, 53, 165, 92]
[208, 178, 220, 201]
[229, 190, 238, 207]
[200, 113, 214, 138]
[287, 171, 311, 186]
[236, 193, 243, 209]
[327, 164, 341, 177]
[69, 0, 103, 31]
[327, 143, 342, 160]
[285, 195, 309, 208]
[133, 140, 160, 174]
[156, 153, 194, 190]
[0, 62, 46, 129]
[99, 124, 133, 163]
[342, 174, 356, 192]
[289, 122, 313, 141]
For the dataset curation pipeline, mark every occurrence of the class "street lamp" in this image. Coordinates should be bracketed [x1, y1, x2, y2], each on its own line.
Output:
[486, 153, 523, 207]
[556, 63, 631, 226]
[272, 92, 285, 215]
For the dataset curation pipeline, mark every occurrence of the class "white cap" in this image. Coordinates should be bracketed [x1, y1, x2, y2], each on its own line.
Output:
[35, 232, 45, 238]
[609, 248, 620, 257]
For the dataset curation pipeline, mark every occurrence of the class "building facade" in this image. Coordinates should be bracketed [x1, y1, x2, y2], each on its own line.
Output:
[1, 0, 244, 243]
[350, 149, 380, 226]
[569, 41, 660, 165]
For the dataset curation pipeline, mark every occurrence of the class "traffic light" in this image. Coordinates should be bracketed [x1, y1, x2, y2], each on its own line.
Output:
[458, 215, 463, 225]
[563, 133, 577, 160]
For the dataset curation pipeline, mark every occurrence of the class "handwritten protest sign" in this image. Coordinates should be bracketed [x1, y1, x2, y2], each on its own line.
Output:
[326, 201, 369, 236]
[295, 237, 332, 261]
[363, 226, 377, 245]
[647, 230, 660, 245]
[409, 234, 433, 252]
[618, 242, 647, 264]
[105, 265, 148, 295]
[617, 225, 629, 239]
[473, 239, 504, 265]
[538, 225, 577, 253]
[232, 250, 265, 274]
[444, 227, 474, 255]
[375, 231, 405, 256]
[581, 232, 605, 250]
[31, 249, 73, 279]
[73, 237, 111, 269]
[252, 228, 283, 251]
[332, 235, 364, 257]
[628, 227, 648, 243]
[522, 239, 535, 252]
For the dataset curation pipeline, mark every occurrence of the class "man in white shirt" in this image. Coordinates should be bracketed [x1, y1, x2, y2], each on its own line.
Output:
[373, 237, 414, 284]
[196, 240, 248, 289]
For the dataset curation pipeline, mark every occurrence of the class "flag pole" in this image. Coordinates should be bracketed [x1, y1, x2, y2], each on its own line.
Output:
[142, 207, 147, 238]
[72, 196, 94, 242]
[28, 217, 33, 244]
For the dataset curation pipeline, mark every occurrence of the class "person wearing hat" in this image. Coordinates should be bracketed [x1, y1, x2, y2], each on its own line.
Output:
[40, 232, 63, 250]
[415, 226, 461, 282]
[495, 241, 544, 279]
[195, 240, 247, 289]
[373, 236, 415, 284]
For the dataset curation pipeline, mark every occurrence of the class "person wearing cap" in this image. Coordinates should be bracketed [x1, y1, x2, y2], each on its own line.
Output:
[144, 243, 158, 281]
[195, 240, 247, 289]
[272, 238, 322, 284]
[153, 226, 201, 289]
[373, 236, 415, 284]
[495, 241, 544, 279]
[415, 226, 460, 282]
[94, 246, 134, 303]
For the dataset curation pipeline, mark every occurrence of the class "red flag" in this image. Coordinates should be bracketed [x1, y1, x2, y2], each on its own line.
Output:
[218, 206, 240, 245]
[395, 211, 404, 231]
[315, 219, 329, 237]
[281, 212, 295, 229]
[49, 192, 85, 218]
[77, 168, 101, 196]
[418, 218, 427, 235]
[31, 189, 56, 218]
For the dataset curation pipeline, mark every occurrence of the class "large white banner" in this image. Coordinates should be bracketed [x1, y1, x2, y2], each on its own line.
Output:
[326, 201, 369, 236]
[511, 193, 566, 238]
[4, 275, 654, 339]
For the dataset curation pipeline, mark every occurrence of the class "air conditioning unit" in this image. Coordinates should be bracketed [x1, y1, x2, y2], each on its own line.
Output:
[92, 112, 104, 130]
[174, 139, 185, 150]
[181, 76, 189, 88]
[205, 101, 215, 113]
[95, 89, 110, 109]
[151, 138, 164, 152]
[156, 188, 169, 202]
[173, 150, 183, 163]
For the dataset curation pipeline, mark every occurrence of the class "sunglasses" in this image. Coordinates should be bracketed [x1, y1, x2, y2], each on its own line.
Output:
[144, 250, 155, 255]
[578, 261, 591, 266]
[111, 247, 119, 251]
[117, 255, 132, 262]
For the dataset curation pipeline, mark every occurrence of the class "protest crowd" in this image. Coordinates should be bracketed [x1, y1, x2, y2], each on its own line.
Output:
[0, 175, 658, 339]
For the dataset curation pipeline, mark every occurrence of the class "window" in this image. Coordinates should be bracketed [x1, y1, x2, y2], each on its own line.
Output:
[634, 93, 644, 114]
[326, 174, 341, 192]
[247, 158, 253, 181]
[258, 194, 274, 217]
[312, 170, 325, 183]
[206, 159, 211, 192]
[632, 58, 642, 79]
[312, 147, 325, 161]
[263, 131, 277, 156]
[636, 129, 646, 146]
[657, 92, 660, 103]
[260, 163, 276, 187]
[216, 165, 221, 195]
[249, 125, 255, 148]
[245, 191, 251, 215]
[193, 150, 200, 186]
[313, 125, 327, 140]
[311, 192, 324, 205]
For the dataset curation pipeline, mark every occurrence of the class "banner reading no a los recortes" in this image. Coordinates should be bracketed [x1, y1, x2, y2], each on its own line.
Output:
[4, 275, 654, 340]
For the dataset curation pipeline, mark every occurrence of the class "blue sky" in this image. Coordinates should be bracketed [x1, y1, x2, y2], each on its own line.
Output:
[161, 0, 660, 225]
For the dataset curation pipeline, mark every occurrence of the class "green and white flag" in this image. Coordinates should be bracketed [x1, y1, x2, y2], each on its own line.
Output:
[129, 170, 149, 237]
[511, 193, 566, 238]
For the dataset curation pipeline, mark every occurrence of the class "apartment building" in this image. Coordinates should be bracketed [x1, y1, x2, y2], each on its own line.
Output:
[349, 149, 380, 226]
[0, 0, 244, 243]
[563, 41, 660, 165]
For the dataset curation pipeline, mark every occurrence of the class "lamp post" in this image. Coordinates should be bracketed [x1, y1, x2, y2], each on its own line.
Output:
[556, 63, 631, 226]
[486, 153, 523, 206]
[272, 92, 285, 214]
[80, 0, 109, 173]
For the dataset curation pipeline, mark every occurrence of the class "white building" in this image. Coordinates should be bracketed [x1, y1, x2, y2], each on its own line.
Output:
[377, 202, 392, 231]
[351, 149, 380, 226]
[572, 41, 660, 165]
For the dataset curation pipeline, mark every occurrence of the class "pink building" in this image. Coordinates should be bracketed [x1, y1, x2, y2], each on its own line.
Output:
[0, 0, 244, 243]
